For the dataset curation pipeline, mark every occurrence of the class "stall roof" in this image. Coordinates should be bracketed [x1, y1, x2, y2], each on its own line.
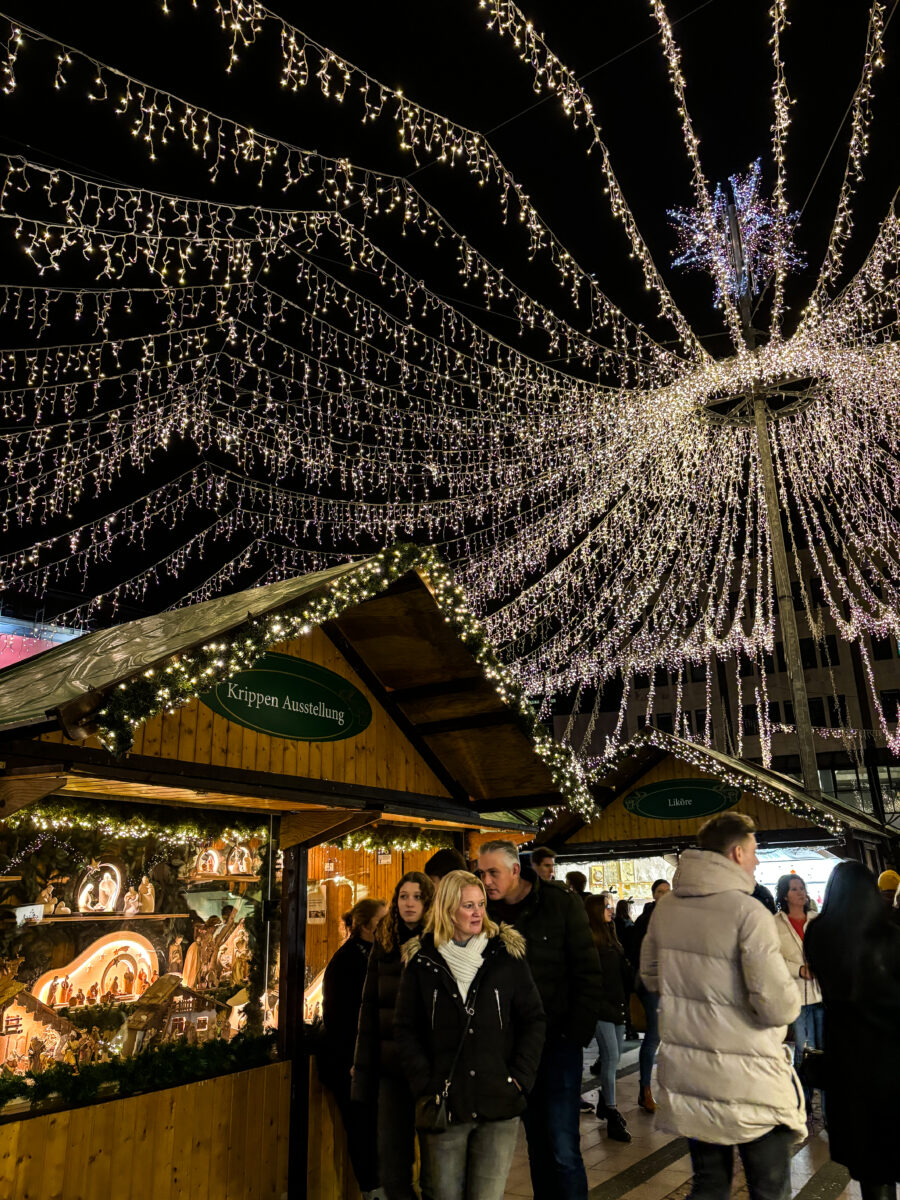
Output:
[583, 727, 889, 838]
[0, 546, 590, 820]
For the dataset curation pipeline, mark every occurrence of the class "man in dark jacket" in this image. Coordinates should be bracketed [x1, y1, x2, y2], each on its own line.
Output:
[478, 840, 604, 1200]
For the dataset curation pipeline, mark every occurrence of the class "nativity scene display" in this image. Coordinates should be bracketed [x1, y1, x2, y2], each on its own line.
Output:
[0, 802, 274, 1078]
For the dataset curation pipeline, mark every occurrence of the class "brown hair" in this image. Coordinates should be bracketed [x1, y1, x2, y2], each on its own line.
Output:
[565, 870, 588, 893]
[697, 811, 756, 857]
[348, 897, 386, 936]
[377, 871, 434, 952]
[530, 845, 555, 865]
[585, 892, 621, 950]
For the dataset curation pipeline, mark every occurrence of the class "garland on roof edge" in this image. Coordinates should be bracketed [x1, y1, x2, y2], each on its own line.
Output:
[95, 544, 595, 817]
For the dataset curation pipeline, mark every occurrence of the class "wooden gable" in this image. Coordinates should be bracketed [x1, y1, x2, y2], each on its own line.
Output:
[569, 751, 815, 847]
[41, 627, 450, 801]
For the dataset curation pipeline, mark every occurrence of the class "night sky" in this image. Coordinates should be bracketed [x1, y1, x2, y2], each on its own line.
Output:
[1, 0, 898, 626]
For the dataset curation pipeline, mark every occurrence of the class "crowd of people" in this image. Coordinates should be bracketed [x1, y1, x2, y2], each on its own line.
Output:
[316, 824, 900, 1200]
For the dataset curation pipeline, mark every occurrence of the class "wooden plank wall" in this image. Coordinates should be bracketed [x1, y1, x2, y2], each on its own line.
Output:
[45, 628, 450, 801]
[568, 753, 814, 845]
[0, 1062, 290, 1200]
[306, 845, 431, 980]
[308, 1060, 362, 1200]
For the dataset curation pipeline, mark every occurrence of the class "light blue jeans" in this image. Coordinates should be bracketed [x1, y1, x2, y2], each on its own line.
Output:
[595, 1021, 626, 1106]
[637, 985, 660, 1089]
[425, 1117, 520, 1200]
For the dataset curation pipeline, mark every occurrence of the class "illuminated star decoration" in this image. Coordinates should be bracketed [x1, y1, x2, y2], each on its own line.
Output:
[0, 0, 899, 783]
[668, 159, 805, 306]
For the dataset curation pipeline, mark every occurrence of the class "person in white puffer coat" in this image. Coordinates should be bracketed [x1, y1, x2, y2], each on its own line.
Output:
[640, 812, 806, 1200]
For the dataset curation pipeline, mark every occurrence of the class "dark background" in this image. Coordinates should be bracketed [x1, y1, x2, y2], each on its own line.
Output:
[1, 0, 898, 637]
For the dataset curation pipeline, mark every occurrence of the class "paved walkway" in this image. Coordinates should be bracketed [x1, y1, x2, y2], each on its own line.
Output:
[503, 1043, 859, 1200]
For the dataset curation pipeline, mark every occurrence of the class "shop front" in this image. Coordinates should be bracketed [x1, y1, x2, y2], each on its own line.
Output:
[545, 727, 893, 873]
[0, 545, 588, 1199]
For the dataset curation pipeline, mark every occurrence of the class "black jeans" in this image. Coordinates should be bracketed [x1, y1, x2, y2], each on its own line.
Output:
[688, 1126, 793, 1200]
[520, 1033, 588, 1200]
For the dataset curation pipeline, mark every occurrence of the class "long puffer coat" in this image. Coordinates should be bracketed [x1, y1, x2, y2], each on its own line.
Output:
[394, 924, 545, 1124]
[486, 868, 604, 1045]
[806, 916, 900, 1181]
[641, 850, 806, 1144]
[351, 924, 417, 1105]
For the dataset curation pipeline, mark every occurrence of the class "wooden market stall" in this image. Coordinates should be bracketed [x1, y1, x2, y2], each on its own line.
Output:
[544, 726, 892, 869]
[0, 544, 588, 1199]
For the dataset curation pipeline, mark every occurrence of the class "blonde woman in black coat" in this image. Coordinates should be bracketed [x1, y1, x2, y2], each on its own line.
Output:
[354, 871, 434, 1200]
[394, 870, 545, 1200]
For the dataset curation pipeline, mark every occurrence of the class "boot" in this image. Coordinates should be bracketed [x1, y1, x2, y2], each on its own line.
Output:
[638, 1084, 656, 1113]
[595, 1091, 608, 1120]
[606, 1108, 632, 1143]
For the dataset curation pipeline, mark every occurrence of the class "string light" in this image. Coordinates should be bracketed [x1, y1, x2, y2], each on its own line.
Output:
[0, 3, 898, 802]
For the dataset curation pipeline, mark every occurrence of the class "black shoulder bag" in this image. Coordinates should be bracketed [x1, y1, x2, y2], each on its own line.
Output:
[414, 989, 477, 1134]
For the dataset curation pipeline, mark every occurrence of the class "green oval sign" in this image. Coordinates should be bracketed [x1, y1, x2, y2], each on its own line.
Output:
[200, 652, 372, 742]
[624, 779, 741, 821]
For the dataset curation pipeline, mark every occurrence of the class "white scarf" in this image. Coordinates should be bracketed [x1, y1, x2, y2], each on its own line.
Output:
[437, 932, 487, 1002]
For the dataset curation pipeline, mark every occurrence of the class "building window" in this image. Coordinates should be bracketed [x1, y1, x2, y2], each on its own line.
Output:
[637, 714, 646, 729]
[768, 701, 780, 724]
[821, 635, 840, 667]
[742, 705, 760, 736]
[654, 666, 669, 690]
[783, 700, 795, 724]
[739, 655, 755, 678]
[655, 712, 674, 734]
[694, 709, 707, 733]
[791, 581, 805, 611]
[827, 695, 848, 727]
[881, 690, 900, 722]
[3, 1016, 22, 1034]
[808, 697, 826, 726]
[799, 639, 818, 670]
[871, 636, 895, 661]
[690, 662, 707, 683]
[634, 672, 650, 690]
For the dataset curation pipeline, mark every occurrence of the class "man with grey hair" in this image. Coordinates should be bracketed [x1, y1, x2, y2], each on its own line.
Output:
[478, 839, 604, 1200]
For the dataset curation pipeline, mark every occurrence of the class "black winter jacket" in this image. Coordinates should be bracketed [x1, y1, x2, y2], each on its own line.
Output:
[320, 935, 372, 1081]
[393, 925, 545, 1124]
[595, 941, 632, 1026]
[806, 917, 900, 1181]
[486, 869, 604, 1045]
[352, 924, 418, 1104]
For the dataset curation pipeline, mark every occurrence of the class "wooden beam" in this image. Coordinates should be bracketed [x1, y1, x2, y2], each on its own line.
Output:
[280, 844, 308, 1199]
[322, 622, 469, 805]
[473, 792, 563, 813]
[414, 711, 515, 737]
[279, 810, 381, 851]
[389, 678, 484, 705]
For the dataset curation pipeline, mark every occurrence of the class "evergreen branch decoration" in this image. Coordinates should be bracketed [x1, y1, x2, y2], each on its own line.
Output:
[324, 826, 454, 853]
[94, 544, 595, 817]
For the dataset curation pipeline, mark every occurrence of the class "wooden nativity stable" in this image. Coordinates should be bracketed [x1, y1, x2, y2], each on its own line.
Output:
[0, 543, 589, 1200]
[544, 726, 893, 872]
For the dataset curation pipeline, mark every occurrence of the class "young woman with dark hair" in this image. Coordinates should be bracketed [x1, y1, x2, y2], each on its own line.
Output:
[806, 862, 900, 1200]
[584, 892, 633, 1142]
[321, 897, 388, 1200]
[394, 870, 545, 1200]
[773, 874, 823, 1118]
[354, 872, 435, 1200]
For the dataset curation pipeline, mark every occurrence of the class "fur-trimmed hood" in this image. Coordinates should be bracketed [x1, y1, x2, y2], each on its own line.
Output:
[402, 922, 525, 965]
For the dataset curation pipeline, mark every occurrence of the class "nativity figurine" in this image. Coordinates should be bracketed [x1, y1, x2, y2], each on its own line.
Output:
[138, 875, 155, 913]
[122, 886, 140, 915]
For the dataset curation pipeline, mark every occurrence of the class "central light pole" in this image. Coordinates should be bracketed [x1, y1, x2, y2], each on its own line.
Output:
[726, 203, 820, 796]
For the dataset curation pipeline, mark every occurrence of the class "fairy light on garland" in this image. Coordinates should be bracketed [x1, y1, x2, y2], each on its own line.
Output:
[5, 801, 268, 849]
[324, 827, 454, 854]
[0, 3, 898, 788]
[588, 727, 847, 834]
[92, 544, 595, 817]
